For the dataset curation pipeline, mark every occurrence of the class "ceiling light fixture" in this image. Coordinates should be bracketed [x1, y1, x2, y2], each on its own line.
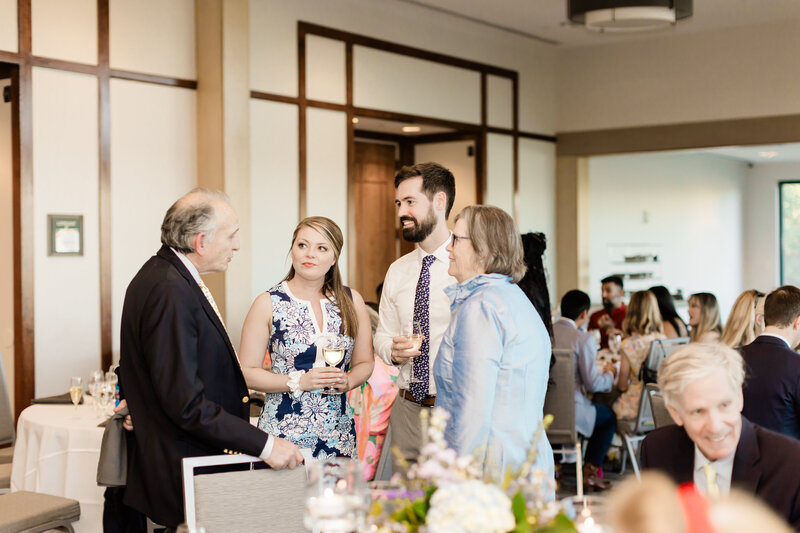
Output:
[758, 151, 778, 159]
[568, 0, 692, 32]
[402, 126, 421, 133]
[352, 117, 359, 124]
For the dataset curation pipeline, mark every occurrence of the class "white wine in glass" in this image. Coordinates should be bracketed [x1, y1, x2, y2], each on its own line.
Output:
[322, 340, 345, 395]
[407, 321, 425, 384]
[70, 376, 83, 412]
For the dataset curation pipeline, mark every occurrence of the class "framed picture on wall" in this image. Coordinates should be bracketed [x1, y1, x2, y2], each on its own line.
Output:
[48, 214, 83, 256]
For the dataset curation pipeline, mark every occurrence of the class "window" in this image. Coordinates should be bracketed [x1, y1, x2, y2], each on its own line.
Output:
[780, 181, 800, 285]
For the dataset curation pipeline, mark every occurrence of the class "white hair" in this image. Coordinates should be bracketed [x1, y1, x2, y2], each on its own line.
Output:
[657, 342, 745, 409]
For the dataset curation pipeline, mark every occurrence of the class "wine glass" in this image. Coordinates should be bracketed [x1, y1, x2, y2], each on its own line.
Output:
[321, 338, 346, 395]
[608, 333, 622, 355]
[69, 376, 83, 412]
[87, 370, 103, 410]
[407, 321, 425, 384]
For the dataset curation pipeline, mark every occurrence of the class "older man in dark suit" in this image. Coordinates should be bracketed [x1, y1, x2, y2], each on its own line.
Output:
[118, 189, 303, 529]
[640, 342, 800, 528]
[740, 285, 800, 439]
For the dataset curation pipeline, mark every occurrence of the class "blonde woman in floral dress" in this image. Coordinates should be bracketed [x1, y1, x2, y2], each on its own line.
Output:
[613, 290, 666, 420]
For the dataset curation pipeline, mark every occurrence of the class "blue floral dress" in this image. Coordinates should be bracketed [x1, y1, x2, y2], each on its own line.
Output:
[257, 281, 357, 459]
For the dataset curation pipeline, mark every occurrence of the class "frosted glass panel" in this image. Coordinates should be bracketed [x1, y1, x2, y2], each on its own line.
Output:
[306, 107, 348, 282]
[354, 46, 480, 124]
[0, 0, 17, 52]
[487, 75, 513, 129]
[32, 0, 97, 64]
[32, 68, 99, 396]
[251, 99, 299, 295]
[250, 0, 296, 96]
[518, 138, 556, 296]
[110, 79, 197, 358]
[110, 0, 196, 79]
[306, 35, 346, 104]
[485, 134, 514, 214]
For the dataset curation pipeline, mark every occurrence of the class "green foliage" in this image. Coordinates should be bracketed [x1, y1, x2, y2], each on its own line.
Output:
[390, 486, 437, 532]
[534, 512, 580, 533]
[510, 491, 529, 533]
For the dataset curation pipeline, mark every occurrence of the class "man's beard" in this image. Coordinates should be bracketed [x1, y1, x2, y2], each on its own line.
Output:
[400, 209, 437, 243]
[602, 298, 614, 311]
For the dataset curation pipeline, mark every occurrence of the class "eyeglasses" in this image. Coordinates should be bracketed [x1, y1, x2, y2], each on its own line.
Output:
[450, 234, 471, 246]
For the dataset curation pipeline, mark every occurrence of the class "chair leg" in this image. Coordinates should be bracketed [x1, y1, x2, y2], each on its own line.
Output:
[623, 435, 641, 480]
[576, 440, 583, 498]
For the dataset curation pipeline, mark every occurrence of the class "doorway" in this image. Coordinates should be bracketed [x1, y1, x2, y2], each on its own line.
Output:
[0, 63, 15, 414]
[351, 116, 478, 300]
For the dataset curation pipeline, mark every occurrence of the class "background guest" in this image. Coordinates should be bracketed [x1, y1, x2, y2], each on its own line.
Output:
[688, 292, 723, 343]
[614, 290, 666, 421]
[588, 275, 627, 349]
[649, 285, 689, 338]
[721, 289, 766, 348]
[640, 342, 800, 528]
[239, 216, 374, 459]
[740, 285, 800, 439]
[553, 289, 617, 492]
[434, 205, 554, 482]
[517, 232, 554, 341]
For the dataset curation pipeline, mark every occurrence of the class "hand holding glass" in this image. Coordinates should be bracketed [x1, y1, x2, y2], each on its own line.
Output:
[322, 339, 345, 395]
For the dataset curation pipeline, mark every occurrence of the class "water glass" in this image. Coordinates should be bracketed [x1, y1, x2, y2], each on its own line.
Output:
[305, 458, 368, 533]
[561, 495, 609, 533]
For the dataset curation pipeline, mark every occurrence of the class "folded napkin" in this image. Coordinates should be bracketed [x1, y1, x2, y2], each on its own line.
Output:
[97, 406, 128, 487]
[31, 392, 83, 404]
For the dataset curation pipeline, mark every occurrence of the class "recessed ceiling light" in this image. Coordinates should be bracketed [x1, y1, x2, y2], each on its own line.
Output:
[759, 151, 778, 159]
[351, 117, 359, 124]
[402, 126, 421, 133]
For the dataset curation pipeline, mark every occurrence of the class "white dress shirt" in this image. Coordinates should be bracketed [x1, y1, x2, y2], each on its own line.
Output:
[374, 235, 456, 394]
[171, 249, 274, 459]
[693, 445, 734, 497]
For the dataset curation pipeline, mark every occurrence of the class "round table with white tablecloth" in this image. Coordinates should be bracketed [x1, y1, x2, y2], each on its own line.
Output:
[10, 402, 108, 533]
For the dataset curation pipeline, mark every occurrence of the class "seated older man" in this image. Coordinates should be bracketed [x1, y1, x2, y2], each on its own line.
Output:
[640, 342, 800, 528]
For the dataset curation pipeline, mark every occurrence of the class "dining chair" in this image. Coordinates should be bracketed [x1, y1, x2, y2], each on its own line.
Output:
[544, 348, 584, 497]
[640, 337, 690, 385]
[0, 490, 80, 533]
[646, 383, 675, 429]
[616, 380, 657, 480]
[182, 454, 307, 532]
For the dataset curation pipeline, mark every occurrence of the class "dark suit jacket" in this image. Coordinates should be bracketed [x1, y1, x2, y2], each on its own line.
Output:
[640, 417, 800, 529]
[119, 246, 269, 527]
[741, 335, 800, 439]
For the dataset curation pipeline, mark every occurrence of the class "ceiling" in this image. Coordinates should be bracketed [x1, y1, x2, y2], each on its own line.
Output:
[399, 0, 800, 47]
[676, 143, 800, 164]
[354, 116, 455, 136]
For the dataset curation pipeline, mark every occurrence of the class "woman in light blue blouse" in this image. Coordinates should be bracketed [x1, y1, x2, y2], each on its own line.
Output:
[434, 205, 554, 483]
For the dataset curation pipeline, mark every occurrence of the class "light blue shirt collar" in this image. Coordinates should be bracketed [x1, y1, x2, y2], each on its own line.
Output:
[444, 273, 512, 310]
[170, 247, 202, 284]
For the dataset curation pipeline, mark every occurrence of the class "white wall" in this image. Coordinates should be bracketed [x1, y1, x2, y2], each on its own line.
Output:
[743, 161, 800, 292]
[32, 0, 97, 64]
[0, 80, 13, 408]
[0, 0, 17, 52]
[32, 68, 100, 396]
[558, 20, 800, 132]
[588, 152, 747, 320]
[110, 79, 197, 361]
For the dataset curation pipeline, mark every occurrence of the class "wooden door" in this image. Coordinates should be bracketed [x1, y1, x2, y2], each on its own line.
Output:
[354, 142, 398, 303]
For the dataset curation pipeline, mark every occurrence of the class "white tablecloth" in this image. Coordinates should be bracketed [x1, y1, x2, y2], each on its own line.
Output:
[11, 403, 108, 533]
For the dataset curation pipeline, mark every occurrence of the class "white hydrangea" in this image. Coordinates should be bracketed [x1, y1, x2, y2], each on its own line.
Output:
[426, 480, 515, 533]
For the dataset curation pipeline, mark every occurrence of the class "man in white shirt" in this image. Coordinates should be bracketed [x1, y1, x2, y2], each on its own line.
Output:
[374, 162, 456, 471]
[640, 342, 800, 528]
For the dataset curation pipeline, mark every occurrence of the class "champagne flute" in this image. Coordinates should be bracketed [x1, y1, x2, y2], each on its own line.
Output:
[321, 338, 345, 395]
[70, 376, 83, 412]
[608, 333, 622, 357]
[407, 321, 424, 384]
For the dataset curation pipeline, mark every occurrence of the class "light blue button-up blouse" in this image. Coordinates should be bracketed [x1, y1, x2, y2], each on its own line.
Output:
[434, 273, 555, 483]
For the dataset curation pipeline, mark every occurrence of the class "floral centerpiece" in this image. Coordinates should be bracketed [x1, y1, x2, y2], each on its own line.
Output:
[370, 408, 578, 533]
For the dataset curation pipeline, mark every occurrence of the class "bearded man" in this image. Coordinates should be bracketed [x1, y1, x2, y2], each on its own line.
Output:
[374, 162, 456, 471]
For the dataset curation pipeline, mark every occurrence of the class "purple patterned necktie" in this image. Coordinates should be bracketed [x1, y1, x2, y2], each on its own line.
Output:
[409, 254, 436, 402]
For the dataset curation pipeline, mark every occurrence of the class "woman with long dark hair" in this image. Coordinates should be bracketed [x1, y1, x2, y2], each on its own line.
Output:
[649, 286, 688, 338]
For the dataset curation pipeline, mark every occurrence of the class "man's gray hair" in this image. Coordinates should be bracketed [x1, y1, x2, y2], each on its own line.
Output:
[160, 188, 230, 253]
[657, 342, 745, 409]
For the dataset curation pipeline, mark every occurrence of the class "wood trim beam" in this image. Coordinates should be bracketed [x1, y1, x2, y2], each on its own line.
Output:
[299, 22, 516, 79]
[410, 131, 478, 144]
[345, 42, 356, 288]
[110, 69, 197, 89]
[556, 114, 800, 156]
[98, 0, 112, 371]
[0, 51, 22, 64]
[353, 130, 406, 144]
[249, 90, 297, 105]
[31, 56, 98, 75]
